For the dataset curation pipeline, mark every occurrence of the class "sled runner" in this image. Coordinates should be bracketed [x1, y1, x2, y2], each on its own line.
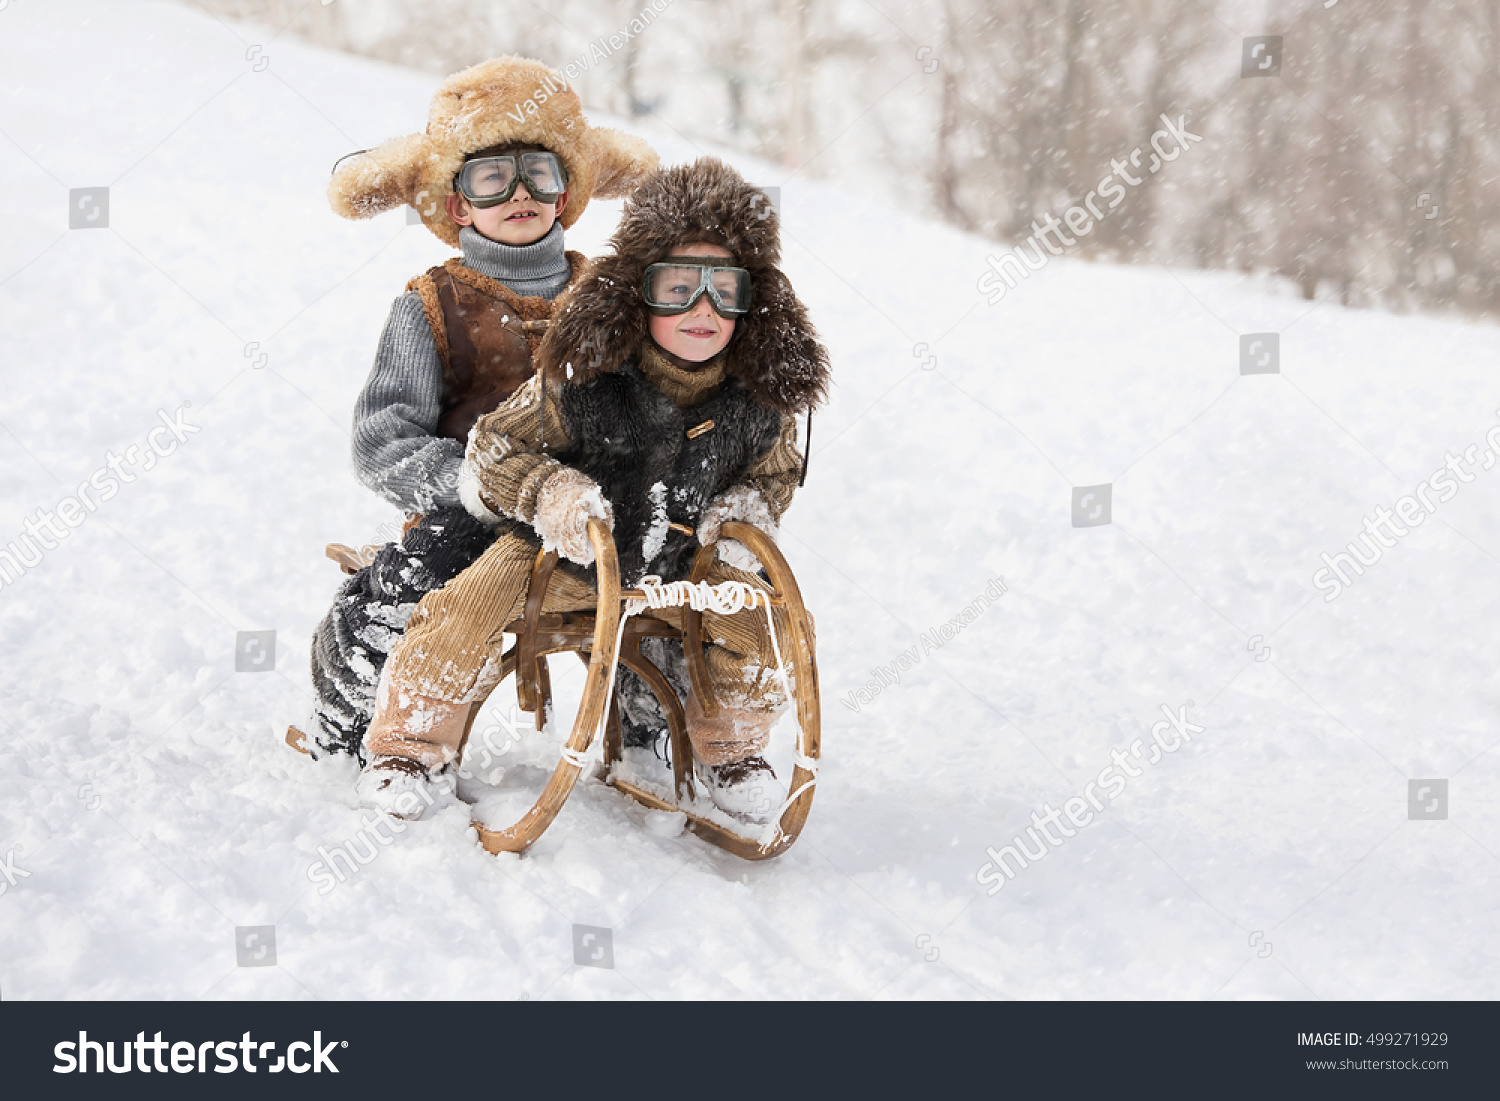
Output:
[466, 518, 820, 860]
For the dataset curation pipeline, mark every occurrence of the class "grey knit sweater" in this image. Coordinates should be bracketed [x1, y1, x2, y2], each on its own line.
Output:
[351, 223, 572, 514]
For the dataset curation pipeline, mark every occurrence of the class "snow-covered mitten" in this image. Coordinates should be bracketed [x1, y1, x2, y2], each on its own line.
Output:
[533, 467, 614, 565]
[457, 455, 503, 525]
[458, 422, 518, 525]
[697, 485, 776, 572]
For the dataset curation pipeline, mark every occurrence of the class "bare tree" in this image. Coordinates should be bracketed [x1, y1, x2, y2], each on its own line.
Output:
[176, 0, 1500, 319]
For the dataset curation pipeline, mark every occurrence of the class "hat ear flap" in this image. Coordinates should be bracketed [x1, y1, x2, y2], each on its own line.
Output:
[539, 255, 649, 384]
[328, 133, 432, 221]
[724, 267, 831, 415]
[587, 128, 661, 201]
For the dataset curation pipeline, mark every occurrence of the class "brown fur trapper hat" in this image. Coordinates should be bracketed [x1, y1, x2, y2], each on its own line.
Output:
[328, 56, 659, 247]
[540, 157, 830, 415]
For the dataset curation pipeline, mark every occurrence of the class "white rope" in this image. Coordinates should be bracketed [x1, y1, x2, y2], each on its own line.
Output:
[758, 749, 821, 848]
[632, 576, 798, 720]
[560, 601, 635, 775]
[565, 573, 815, 825]
[559, 745, 592, 770]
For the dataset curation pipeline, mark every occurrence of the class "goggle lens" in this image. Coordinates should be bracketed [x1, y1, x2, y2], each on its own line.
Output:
[518, 152, 566, 196]
[460, 158, 518, 199]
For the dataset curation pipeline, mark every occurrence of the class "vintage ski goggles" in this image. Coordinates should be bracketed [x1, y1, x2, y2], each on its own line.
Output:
[453, 152, 568, 206]
[642, 258, 753, 318]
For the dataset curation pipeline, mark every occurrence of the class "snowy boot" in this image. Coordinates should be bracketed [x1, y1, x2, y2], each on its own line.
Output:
[695, 756, 784, 823]
[357, 667, 473, 816]
[686, 695, 784, 822]
[355, 756, 444, 820]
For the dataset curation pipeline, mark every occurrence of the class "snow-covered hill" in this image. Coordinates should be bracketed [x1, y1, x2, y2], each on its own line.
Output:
[3, 0, 1499, 999]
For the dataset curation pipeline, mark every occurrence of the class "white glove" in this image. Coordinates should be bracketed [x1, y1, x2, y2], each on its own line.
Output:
[533, 467, 614, 566]
[697, 485, 776, 572]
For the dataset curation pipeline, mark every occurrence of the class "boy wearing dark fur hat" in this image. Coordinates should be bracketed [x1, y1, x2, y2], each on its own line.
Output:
[356, 157, 830, 822]
[298, 57, 657, 761]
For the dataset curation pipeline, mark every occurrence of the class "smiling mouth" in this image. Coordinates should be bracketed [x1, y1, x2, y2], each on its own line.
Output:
[505, 210, 537, 221]
[681, 326, 717, 336]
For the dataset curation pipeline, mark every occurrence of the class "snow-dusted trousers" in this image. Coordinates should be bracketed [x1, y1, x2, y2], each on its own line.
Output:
[363, 531, 795, 769]
[307, 508, 494, 762]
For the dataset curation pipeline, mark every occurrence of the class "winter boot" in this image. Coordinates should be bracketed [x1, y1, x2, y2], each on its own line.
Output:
[686, 695, 784, 821]
[355, 756, 445, 820]
[357, 667, 475, 821]
[695, 756, 784, 823]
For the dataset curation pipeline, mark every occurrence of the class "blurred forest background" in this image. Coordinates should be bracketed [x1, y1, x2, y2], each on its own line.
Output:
[187, 0, 1495, 317]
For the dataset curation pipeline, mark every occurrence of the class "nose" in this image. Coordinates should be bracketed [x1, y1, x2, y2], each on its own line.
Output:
[688, 295, 715, 319]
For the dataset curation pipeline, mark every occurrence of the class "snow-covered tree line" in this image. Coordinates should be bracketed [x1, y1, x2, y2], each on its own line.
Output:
[186, 0, 1489, 317]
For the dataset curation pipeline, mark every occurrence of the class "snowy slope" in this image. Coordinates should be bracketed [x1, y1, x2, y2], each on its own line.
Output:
[3, 0, 1500, 1000]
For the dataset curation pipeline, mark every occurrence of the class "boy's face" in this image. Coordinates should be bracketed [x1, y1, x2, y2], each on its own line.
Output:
[647, 243, 738, 364]
[446, 169, 568, 246]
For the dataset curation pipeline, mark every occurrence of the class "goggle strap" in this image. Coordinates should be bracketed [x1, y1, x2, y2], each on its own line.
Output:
[657, 256, 745, 270]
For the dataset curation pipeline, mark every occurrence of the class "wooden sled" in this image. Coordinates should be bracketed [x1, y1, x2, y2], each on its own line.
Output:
[467, 518, 821, 861]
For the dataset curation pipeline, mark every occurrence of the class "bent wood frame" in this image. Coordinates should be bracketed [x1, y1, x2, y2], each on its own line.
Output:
[470, 519, 820, 860]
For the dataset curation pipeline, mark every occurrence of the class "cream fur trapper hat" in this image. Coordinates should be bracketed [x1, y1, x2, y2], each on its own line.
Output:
[328, 55, 659, 247]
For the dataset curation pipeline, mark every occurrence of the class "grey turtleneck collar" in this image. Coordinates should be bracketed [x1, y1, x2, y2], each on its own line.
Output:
[459, 222, 571, 301]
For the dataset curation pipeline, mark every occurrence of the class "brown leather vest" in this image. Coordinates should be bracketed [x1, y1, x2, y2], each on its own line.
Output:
[406, 254, 584, 441]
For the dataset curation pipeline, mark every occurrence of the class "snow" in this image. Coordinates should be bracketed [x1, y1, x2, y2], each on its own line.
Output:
[639, 480, 669, 571]
[3, 0, 1500, 1000]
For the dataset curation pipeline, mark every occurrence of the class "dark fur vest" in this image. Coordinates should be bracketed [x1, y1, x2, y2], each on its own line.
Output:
[554, 359, 781, 585]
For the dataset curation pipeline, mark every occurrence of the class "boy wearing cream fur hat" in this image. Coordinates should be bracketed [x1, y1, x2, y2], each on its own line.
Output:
[297, 57, 657, 762]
